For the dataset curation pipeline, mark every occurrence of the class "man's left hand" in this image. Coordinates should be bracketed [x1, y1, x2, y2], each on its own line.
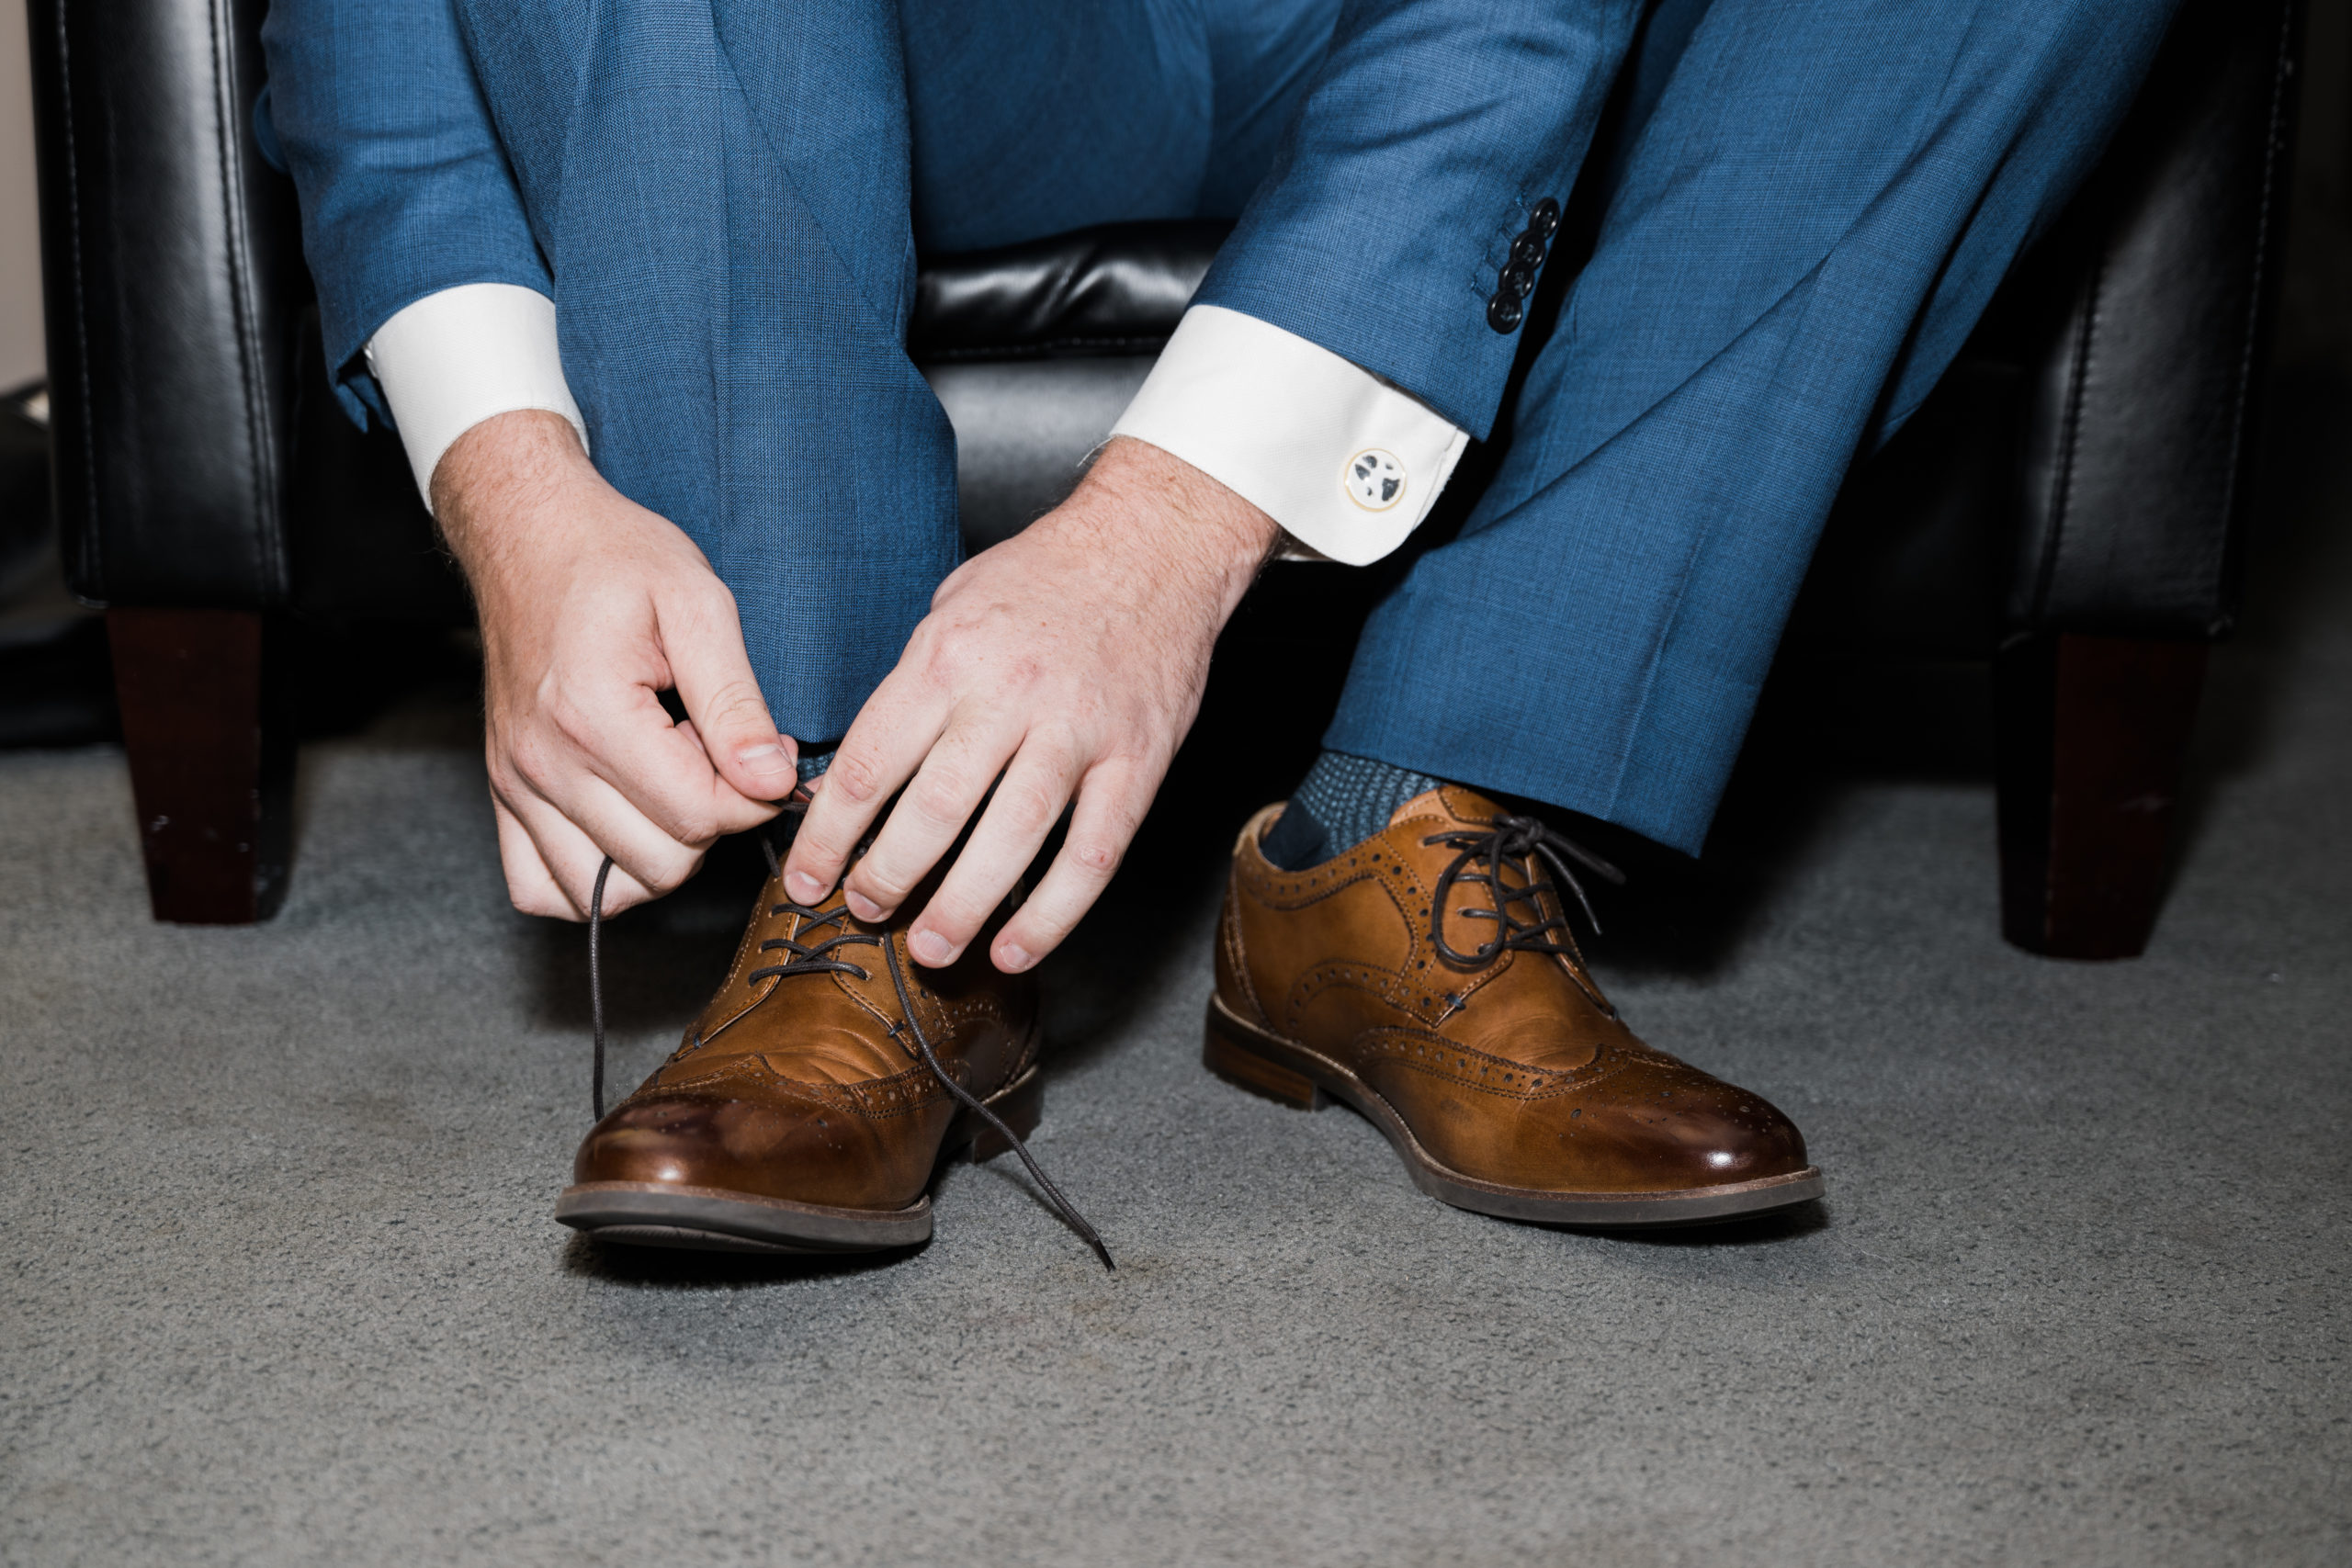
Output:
[781, 436, 1280, 971]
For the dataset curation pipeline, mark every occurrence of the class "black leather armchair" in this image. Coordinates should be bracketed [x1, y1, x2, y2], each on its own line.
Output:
[28, 0, 2300, 957]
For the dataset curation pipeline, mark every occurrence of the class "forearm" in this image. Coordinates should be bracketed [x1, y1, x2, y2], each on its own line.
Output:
[431, 410, 598, 579]
[1068, 438, 1284, 628]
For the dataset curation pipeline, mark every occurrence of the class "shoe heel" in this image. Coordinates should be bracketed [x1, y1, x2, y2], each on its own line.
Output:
[962, 1071, 1043, 1163]
[1204, 1001, 1328, 1111]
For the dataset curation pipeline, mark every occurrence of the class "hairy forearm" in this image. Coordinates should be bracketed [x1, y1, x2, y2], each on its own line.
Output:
[1069, 436, 1284, 625]
[430, 408, 601, 579]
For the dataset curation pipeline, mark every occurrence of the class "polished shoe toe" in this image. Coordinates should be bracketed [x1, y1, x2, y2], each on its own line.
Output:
[1549, 1063, 1811, 1193]
[571, 1086, 907, 1210]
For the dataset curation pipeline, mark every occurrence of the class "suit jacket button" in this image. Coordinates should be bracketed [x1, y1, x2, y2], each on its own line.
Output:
[1487, 293, 1524, 333]
[1510, 233, 1546, 268]
[1529, 197, 1562, 237]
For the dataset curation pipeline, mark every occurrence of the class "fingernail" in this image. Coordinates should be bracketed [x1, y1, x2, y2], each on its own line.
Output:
[909, 929, 956, 965]
[996, 942, 1033, 973]
[784, 871, 825, 903]
[846, 890, 888, 923]
[737, 743, 794, 780]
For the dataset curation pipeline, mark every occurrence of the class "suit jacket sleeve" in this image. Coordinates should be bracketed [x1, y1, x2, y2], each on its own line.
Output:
[257, 0, 549, 426]
[1194, 0, 1643, 441]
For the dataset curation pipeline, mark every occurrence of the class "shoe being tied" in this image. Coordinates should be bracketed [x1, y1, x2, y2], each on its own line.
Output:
[556, 847, 1108, 1262]
[1207, 785, 1824, 1225]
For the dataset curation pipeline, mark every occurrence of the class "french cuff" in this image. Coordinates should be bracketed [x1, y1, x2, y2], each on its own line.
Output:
[364, 282, 589, 510]
[1109, 303, 1469, 567]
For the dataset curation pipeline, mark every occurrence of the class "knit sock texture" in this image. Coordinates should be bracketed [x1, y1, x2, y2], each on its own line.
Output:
[797, 748, 835, 784]
[1261, 750, 1444, 871]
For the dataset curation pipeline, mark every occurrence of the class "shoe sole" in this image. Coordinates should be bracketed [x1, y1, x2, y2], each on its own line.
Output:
[553, 1066, 1044, 1255]
[1204, 996, 1825, 1227]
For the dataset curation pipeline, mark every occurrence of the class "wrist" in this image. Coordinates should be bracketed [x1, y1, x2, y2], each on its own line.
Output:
[1081, 436, 1282, 610]
[431, 408, 601, 573]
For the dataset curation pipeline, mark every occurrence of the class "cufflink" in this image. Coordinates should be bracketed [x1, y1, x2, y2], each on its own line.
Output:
[1343, 448, 1408, 512]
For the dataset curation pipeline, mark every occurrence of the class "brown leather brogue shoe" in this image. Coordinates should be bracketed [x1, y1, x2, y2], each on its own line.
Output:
[1208, 785, 1824, 1225]
[556, 859, 1105, 1259]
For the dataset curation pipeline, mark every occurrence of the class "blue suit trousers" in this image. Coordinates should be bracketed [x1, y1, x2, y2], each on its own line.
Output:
[1323, 0, 2175, 850]
[262, 0, 2176, 853]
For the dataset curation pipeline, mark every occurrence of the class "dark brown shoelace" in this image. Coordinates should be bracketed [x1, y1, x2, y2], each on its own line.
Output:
[1424, 814, 1625, 1007]
[584, 793, 1112, 1269]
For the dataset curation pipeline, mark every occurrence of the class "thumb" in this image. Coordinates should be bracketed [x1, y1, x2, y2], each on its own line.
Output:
[659, 587, 799, 801]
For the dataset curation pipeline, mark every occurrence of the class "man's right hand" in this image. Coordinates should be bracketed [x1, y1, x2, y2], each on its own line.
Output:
[433, 410, 795, 920]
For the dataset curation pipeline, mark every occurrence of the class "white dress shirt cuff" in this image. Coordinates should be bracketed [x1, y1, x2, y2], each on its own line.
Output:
[1109, 303, 1469, 567]
[364, 283, 589, 509]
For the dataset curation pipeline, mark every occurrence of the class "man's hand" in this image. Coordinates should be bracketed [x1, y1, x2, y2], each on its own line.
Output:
[435, 410, 797, 919]
[782, 436, 1281, 972]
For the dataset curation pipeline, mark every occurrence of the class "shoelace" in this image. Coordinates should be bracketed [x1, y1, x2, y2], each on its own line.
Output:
[584, 790, 1112, 1269]
[1423, 814, 1626, 1009]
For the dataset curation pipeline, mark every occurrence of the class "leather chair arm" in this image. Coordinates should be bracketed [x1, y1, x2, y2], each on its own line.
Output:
[2007, 0, 2301, 639]
[29, 0, 300, 610]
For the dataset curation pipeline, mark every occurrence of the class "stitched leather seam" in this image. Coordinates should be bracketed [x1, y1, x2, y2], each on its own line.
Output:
[1220, 891, 1270, 1027]
[839, 966, 899, 1035]
[1005, 1028, 1043, 1088]
[1244, 840, 1433, 914]
[1359, 1032, 1631, 1101]
[686, 888, 775, 1048]
[1287, 965, 1453, 1028]
[693, 897, 780, 1046]
[719, 890, 768, 990]
[1241, 858, 1385, 911]
[2206, 1, 2296, 629]
[648, 1063, 945, 1114]
[1450, 951, 1513, 1010]
[842, 1076, 950, 1122]
[47, 1, 103, 597]
[2033, 243, 2102, 626]
[1385, 860, 1436, 972]
[1283, 932, 1506, 1028]
[207, 0, 281, 603]
[696, 973, 779, 1049]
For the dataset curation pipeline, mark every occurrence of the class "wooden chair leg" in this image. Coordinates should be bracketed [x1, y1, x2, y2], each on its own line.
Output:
[105, 608, 293, 923]
[1995, 632, 2208, 960]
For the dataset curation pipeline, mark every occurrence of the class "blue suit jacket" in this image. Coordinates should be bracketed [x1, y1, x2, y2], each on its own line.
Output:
[260, 1, 1638, 439]
[256, 0, 1637, 740]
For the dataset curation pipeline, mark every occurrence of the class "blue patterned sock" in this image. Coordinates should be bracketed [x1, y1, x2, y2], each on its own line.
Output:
[797, 748, 834, 784]
[1261, 750, 1444, 871]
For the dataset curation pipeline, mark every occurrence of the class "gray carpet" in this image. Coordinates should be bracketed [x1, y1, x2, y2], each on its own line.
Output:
[6, 438, 2352, 1568]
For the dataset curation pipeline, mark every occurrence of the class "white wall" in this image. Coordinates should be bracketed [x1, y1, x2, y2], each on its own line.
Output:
[0, 0, 42, 391]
